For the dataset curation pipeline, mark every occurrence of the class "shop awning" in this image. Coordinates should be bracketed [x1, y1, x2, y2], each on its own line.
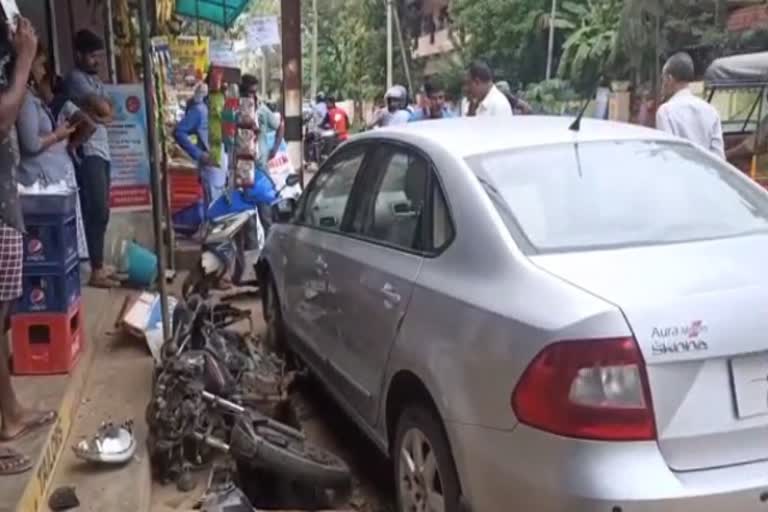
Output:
[175, 0, 250, 28]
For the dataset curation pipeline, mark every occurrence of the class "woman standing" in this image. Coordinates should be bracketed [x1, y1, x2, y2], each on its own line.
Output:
[15, 45, 89, 261]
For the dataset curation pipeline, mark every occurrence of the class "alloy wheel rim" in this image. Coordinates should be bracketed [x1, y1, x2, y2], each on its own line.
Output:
[399, 428, 445, 512]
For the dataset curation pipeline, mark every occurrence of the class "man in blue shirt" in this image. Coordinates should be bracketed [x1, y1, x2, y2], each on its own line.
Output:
[410, 79, 456, 122]
[174, 78, 227, 208]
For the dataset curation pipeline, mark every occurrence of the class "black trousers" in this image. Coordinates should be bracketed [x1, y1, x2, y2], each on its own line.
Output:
[75, 156, 111, 270]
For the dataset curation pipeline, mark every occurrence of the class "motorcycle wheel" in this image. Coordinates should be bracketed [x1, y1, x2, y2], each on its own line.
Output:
[230, 417, 351, 489]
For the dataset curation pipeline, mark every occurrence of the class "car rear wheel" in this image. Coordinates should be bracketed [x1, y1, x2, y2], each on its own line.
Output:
[394, 405, 462, 512]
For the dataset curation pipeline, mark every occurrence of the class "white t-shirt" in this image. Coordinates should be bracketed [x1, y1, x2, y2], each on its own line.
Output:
[476, 85, 513, 117]
[656, 88, 725, 159]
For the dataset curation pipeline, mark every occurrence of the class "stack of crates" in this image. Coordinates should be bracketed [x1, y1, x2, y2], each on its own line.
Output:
[11, 192, 83, 375]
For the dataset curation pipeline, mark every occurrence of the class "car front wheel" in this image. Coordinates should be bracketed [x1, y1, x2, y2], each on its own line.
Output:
[263, 276, 286, 355]
[394, 405, 462, 512]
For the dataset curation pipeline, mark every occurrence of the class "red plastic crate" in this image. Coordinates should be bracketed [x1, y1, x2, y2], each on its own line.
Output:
[170, 171, 203, 213]
[11, 299, 83, 375]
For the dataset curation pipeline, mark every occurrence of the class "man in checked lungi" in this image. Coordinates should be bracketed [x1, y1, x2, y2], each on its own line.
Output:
[0, 15, 56, 476]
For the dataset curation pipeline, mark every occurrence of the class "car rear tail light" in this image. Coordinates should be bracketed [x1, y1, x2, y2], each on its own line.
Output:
[511, 337, 656, 441]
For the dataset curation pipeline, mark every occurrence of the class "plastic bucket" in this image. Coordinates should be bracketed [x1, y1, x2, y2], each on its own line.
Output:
[121, 241, 158, 286]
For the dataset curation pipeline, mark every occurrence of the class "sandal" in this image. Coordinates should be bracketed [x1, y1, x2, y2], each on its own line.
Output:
[0, 447, 32, 475]
[0, 410, 57, 442]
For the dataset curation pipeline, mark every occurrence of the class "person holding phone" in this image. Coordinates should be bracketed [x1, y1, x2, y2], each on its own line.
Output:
[15, 43, 89, 259]
[0, 15, 57, 476]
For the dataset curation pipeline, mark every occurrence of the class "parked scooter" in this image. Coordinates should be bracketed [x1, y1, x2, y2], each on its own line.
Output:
[182, 173, 301, 299]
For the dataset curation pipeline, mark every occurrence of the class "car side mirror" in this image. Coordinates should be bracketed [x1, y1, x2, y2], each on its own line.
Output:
[284, 173, 301, 187]
[271, 198, 297, 223]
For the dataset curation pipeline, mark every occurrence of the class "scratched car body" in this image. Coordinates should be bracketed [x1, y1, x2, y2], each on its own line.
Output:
[258, 116, 768, 512]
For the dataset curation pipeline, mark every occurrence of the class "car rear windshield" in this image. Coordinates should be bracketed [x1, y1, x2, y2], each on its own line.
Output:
[467, 140, 768, 253]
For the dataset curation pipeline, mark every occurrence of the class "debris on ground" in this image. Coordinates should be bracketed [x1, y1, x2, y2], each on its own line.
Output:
[48, 486, 80, 511]
[72, 420, 137, 465]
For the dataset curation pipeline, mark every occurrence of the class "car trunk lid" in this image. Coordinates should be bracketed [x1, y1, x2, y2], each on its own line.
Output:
[531, 234, 768, 472]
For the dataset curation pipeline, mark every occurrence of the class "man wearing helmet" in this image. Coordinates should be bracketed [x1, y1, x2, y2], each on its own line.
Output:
[368, 85, 411, 128]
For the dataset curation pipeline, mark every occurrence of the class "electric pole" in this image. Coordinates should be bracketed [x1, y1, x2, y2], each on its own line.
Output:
[386, 0, 393, 89]
[546, 0, 557, 80]
[311, 0, 319, 99]
[281, 0, 303, 174]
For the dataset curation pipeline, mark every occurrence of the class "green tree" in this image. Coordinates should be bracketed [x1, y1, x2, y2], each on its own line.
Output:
[618, 0, 730, 86]
[453, 0, 553, 85]
[556, 0, 622, 92]
[302, 0, 415, 109]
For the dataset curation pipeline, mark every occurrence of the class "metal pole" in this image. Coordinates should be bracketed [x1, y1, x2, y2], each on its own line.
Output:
[281, 0, 303, 175]
[311, 0, 319, 99]
[546, 0, 557, 80]
[393, 3, 413, 95]
[137, 0, 170, 340]
[386, 0, 393, 89]
[261, 46, 268, 99]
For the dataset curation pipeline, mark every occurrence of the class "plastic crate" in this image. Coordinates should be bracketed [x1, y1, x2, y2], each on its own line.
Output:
[16, 260, 81, 314]
[11, 299, 83, 375]
[22, 215, 78, 271]
[20, 191, 77, 217]
[172, 201, 205, 236]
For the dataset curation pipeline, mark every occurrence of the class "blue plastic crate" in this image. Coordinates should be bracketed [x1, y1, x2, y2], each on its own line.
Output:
[16, 261, 81, 314]
[22, 215, 78, 272]
[20, 192, 77, 217]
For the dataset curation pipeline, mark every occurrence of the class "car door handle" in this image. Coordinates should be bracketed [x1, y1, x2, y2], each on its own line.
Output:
[380, 283, 401, 304]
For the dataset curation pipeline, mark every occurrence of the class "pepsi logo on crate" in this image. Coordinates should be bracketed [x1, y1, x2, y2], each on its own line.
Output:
[22, 216, 78, 270]
[16, 262, 81, 314]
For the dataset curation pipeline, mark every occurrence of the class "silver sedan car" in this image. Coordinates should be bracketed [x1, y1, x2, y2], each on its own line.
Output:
[258, 116, 768, 512]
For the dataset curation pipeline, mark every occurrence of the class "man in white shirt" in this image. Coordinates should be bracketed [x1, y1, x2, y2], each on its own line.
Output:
[656, 52, 724, 158]
[464, 61, 513, 117]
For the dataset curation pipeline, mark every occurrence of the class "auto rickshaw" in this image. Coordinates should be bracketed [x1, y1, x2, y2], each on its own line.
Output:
[704, 51, 768, 187]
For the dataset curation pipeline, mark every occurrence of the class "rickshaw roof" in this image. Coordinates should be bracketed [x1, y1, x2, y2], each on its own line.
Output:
[704, 51, 768, 88]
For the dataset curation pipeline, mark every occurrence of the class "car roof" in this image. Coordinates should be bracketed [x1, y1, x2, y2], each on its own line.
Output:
[354, 116, 679, 158]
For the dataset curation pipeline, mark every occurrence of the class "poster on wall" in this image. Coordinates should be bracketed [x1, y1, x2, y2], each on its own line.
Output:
[105, 84, 151, 210]
[170, 35, 209, 86]
[246, 16, 280, 48]
[210, 40, 239, 68]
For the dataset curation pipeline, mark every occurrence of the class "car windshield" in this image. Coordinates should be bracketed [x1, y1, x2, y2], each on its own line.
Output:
[468, 140, 768, 253]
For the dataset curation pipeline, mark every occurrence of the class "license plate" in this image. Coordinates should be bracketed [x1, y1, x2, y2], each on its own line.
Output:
[730, 353, 768, 419]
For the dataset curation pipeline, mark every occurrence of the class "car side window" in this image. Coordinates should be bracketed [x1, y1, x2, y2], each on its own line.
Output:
[354, 146, 429, 250]
[431, 182, 454, 250]
[299, 147, 366, 230]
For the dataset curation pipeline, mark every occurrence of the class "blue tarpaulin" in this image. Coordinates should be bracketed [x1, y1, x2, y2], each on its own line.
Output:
[175, 0, 251, 28]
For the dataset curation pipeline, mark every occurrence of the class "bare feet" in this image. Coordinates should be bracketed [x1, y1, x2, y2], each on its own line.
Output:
[0, 408, 56, 442]
[89, 269, 119, 289]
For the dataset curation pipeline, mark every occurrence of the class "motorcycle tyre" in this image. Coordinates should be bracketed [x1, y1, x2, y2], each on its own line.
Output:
[239, 425, 351, 489]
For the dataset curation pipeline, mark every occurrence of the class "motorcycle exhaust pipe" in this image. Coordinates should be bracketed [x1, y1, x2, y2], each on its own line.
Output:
[202, 390, 246, 414]
[193, 432, 231, 452]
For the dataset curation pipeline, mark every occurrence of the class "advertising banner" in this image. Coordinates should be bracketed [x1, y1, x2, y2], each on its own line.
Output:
[105, 84, 152, 210]
[170, 35, 210, 85]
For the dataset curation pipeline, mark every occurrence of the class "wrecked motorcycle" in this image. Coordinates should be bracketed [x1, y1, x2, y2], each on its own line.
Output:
[147, 349, 350, 489]
[147, 297, 350, 489]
